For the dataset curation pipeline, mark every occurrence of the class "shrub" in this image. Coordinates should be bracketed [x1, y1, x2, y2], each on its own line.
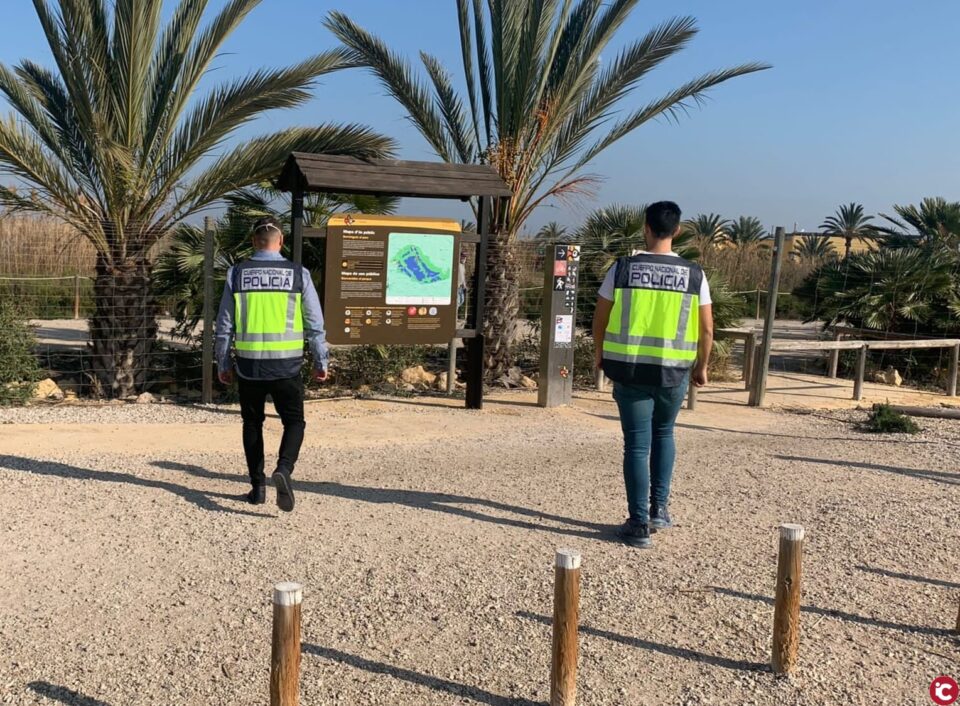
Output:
[330, 344, 440, 390]
[0, 301, 42, 405]
[864, 403, 920, 434]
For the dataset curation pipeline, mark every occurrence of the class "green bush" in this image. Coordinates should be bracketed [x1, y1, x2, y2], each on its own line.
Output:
[0, 301, 42, 405]
[864, 403, 920, 434]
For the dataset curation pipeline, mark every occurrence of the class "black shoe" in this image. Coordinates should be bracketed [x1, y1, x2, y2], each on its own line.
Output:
[617, 519, 652, 548]
[246, 486, 266, 505]
[272, 470, 295, 513]
[650, 504, 672, 531]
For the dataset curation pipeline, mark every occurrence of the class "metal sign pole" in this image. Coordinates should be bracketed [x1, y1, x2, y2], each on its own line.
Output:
[538, 244, 581, 408]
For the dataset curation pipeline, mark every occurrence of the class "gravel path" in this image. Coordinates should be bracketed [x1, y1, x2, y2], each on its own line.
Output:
[1, 396, 958, 705]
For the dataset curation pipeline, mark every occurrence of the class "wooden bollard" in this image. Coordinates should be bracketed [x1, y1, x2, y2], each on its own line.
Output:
[551, 549, 581, 706]
[772, 524, 804, 674]
[271, 582, 303, 706]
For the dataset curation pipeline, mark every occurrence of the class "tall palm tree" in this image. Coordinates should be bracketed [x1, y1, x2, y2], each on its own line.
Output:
[725, 216, 768, 284]
[534, 221, 569, 243]
[0, 1, 393, 397]
[792, 234, 837, 263]
[683, 213, 730, 250]
[326, 2, 769, 376]
[820, 203, 874, 259]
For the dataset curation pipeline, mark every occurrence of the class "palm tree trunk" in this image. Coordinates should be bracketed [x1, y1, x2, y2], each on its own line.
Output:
[844, 236, 852, 259]
[482, 231, 521, 379]
[89, 252, 158, 398]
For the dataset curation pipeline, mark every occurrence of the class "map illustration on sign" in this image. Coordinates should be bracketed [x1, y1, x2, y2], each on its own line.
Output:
[386, 233, 455, 305]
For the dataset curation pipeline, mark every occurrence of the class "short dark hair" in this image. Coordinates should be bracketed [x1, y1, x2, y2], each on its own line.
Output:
[645, 201, 682, 239]
[252, 216, 283, 246]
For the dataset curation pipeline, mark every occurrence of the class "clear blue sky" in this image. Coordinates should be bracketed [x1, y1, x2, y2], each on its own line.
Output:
[1, 1, 958, 233]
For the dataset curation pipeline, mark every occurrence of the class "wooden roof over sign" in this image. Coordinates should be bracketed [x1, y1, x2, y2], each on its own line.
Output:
[276, 152, 512, 200]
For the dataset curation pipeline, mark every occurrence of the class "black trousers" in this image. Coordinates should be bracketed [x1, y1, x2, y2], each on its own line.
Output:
[238, 375, 305, 487]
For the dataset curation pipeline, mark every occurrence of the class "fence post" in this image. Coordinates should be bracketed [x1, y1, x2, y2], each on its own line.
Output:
[551, 549, 581, 706]
[828, 331, 842, 379]
[201, 216, 215, 405]
[748, 227, 786, 407]
[743, 332, 756, 389]
[755, 290, 761, 321]
[772, 524, 804, 674]
[948, 343, 959, 397]
[73, 274, 81, 320]
[271, 582, 303, 706]
[853, 345, 867, 402]
[687, 384, 697, 411]
[447, 340, 457, 394]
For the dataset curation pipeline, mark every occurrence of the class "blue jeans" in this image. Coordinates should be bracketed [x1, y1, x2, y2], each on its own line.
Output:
[613, 377, 689, 523]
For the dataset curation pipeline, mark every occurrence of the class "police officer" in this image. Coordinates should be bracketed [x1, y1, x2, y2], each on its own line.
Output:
[215, 217, 329, 512]
[593, 201, 714, 548]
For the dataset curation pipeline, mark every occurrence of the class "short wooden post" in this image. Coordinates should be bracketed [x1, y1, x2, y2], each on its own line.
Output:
[853, 345, 867, 401]
[772, 524, 804, 674]
[828, 331, 842, 379]
[743, 333, 756, 389]
[755, 290, 762, 321]
[271, 582, 303, 706]
[948, 343, 959, 397]
[551, 549, 581, 706]
[687, 383, 697, 411]
[73, 275, 81, 319]
[595, 367, 606, 393]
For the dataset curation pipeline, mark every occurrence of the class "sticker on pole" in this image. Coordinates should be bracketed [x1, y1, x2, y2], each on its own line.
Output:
[554, 315, 573, 344]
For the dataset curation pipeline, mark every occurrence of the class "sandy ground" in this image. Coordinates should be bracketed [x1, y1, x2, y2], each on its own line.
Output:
[1, 390, 958, 706]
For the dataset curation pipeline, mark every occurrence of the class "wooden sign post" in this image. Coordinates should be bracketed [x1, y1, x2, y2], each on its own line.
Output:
[539, 245, 581, 408]
[772, 525, 804, 674]
[551, 549, 581, 705]
[271, 582, 303, 706]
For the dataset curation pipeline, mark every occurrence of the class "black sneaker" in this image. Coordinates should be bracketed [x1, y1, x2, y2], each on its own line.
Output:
[650, 503, 672, 531]
[272, 470, 295, 513]
[617, 519, 652, 548]
[246, 486, 266, 505]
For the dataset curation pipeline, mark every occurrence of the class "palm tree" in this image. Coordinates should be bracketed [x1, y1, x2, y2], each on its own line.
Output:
[326, 3, 769, 377]
[534, 221, 569, 243]
[726, 216, 767, 249]
[0, 1, 393, 397]
[820, 203, 875, 259]
[154, 186, 398, 336]
[874, 197, 960, 252]
[792, 234, 837, 263]
[683, 213, 730, 250]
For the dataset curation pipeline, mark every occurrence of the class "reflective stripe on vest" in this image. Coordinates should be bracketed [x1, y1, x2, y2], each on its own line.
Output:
[602, 255, 701, 370]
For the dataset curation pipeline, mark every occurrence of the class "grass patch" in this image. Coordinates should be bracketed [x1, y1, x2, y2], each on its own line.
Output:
[863, 403, 920, 434]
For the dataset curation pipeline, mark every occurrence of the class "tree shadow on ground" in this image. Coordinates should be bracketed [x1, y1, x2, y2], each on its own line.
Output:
[303, 644, 547, 706]
[27, 682, 111, 706]
[0, 455, 268, 518]
[712, 587, 954, 638]
[856, 565, 960, 590]
[153, 461, 615, 541]
[775, 455, 959, 486]
[515, 611, 766, 673]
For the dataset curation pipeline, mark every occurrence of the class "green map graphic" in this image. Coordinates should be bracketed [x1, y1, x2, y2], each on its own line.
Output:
[386, 233, 455, 305]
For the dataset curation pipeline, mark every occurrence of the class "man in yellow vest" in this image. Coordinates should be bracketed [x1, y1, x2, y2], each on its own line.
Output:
[215, 217, 328, 512]
[593, 201, 714, 548]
